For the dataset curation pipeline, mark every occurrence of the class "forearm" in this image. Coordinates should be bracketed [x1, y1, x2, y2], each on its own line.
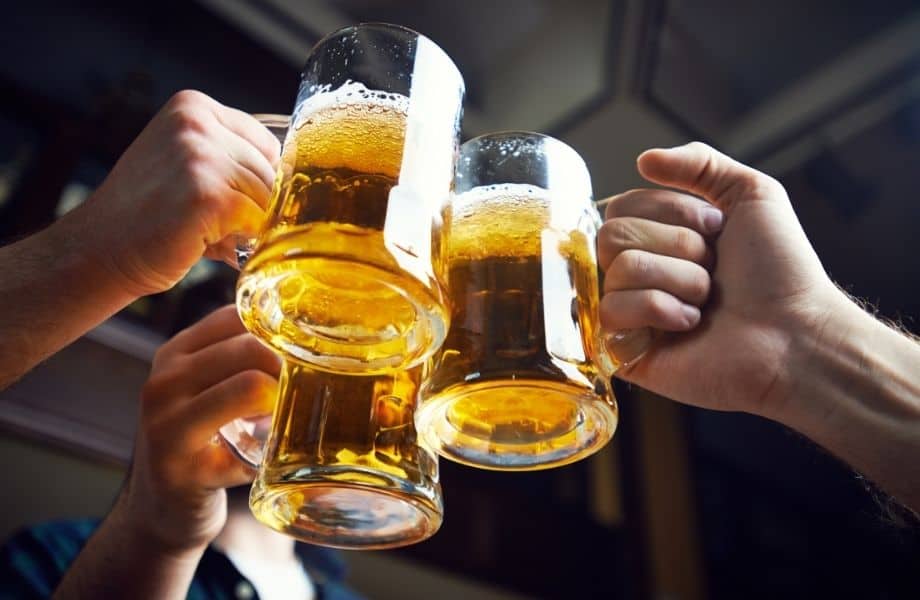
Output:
[0, 211, 136, 389]
[53, 504, 204, 599]
[773, 291, 920, 513]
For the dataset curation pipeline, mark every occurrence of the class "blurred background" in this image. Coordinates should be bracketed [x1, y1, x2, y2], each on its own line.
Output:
[1, 0, 919, 598]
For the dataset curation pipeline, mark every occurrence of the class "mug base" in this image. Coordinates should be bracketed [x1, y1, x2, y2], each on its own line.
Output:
[250, 466, 442, 550]
[417, 379, 618, 471]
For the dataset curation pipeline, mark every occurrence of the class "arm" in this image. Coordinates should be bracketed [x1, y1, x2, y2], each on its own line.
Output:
[0, 90, 280, 390]
[598, 142, 920, 514]
[54, 306, 280, 599]
[51, 510, 203, 600]
[777, 291, 920, 513]
[0, 214, 134, 389]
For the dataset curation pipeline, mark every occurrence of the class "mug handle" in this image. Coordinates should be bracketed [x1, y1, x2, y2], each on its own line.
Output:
[603, 327, 654, 370]
[233, 113, 290, 270]
[218, 415, 273, 468]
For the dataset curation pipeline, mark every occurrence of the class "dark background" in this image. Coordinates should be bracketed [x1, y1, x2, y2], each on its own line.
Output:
[0, 1, 918, 598]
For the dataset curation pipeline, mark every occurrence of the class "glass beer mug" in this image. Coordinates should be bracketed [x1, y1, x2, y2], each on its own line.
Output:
[237, 23, 464, 373]
[226, 360, 443, 549]
[416, 132, 619, 471]
[224, 113, 442, 548]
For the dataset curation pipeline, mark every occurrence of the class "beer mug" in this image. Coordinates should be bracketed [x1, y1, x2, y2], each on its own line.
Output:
[416, 132, 619, 471]
[237, 24, 465, 374]
[230, 359, 443, 549]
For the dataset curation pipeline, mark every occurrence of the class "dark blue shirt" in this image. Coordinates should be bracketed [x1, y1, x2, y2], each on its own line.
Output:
[0, 519, 364, 600]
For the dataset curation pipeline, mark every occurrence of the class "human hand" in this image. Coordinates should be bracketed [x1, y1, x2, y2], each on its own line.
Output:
[598, 142, 843, 417]
[62, 90, 280, 296]
[113, 305, 280, 554]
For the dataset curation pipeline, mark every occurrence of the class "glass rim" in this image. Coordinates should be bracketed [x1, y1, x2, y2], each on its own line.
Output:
[312, 22, 426, 51]
[458, 130, 594, 210]
[304, 22, 464, 91]
[460, 130, 587, 166]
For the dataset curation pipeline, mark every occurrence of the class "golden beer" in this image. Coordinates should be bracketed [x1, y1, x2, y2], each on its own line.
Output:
[238, 82, 451, 373]
[250, 360, 442, 549]
[418, 183, 618, 470]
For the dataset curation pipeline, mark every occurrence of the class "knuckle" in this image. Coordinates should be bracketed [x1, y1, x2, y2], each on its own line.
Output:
[140, 371, 173, 408]
[667, 195, 698, 224]
[645, 290, 673, 322]
[150, 343, 179, 371]
[688, 269, 711, 301]
[730, 170, 763, 195]
[686, 140, 713, 154]
[241, 334, 265, 355]
[241, 336, 275, 368]
[236, 370, 270, 396]
[673, 226, 693, 255]
[725, 169, 784, 205]
[261, 134, 282, 161]
[167, 107, 210, 138]
[167, 89, 209, 112]
[176, 130, 212, 165]
[183, 164, 222, 207]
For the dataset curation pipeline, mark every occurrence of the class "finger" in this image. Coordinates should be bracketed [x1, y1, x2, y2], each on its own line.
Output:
[604, 250, 711, 305]
[600, 288, 700, 332]
[602, 188, 723, 235]
[598, 217, 712, 270]
[213, 105, 282, 170]
[636, 141, 770, 212]
[203, 235, 247, 269]
[209, 188, 266, 241]
[215, 125, 277, 207]
[192, 443, 257, 490]
[162, 305, 245, 356]
[182, 370, 278, 449]
[162, 333, 281, 397]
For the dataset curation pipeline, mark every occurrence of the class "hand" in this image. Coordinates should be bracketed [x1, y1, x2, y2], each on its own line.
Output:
[113, 305, 280, 554]
[63, 90, 280, 296]
[598, 142, 843, 417]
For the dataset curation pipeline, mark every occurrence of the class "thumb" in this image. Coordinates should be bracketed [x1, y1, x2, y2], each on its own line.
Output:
[637, 142, 772, 213]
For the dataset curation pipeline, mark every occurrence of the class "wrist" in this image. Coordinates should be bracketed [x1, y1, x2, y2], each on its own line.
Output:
[54, 203, 144, 308]
[766, 283, 920, 432]
[756, 284, 858, 424]
[108, 493, 210, 563]
[44, 209, 140, 306]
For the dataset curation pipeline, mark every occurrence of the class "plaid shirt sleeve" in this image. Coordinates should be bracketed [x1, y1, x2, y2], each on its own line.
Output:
[0, 519, 99, 599]
[0, 519, 366, 600]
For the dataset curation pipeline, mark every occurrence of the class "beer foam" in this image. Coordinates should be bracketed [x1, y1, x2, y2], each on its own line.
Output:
[293, 80, 409, 131]
[449, 184, 553, 259]
[286, 81, 410, 178]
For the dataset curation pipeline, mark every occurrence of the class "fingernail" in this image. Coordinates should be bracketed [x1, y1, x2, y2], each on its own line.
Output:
[702, 207, 724, 233]
[681, 303, 701, 327]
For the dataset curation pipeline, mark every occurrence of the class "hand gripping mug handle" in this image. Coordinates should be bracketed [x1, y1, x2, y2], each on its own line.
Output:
[233, 113, 290, 270]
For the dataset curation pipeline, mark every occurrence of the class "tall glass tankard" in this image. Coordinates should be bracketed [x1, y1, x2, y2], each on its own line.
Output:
[416, 132, 621, 471]
[225, 107, 444, 545]
[237, 23, 465, 374]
